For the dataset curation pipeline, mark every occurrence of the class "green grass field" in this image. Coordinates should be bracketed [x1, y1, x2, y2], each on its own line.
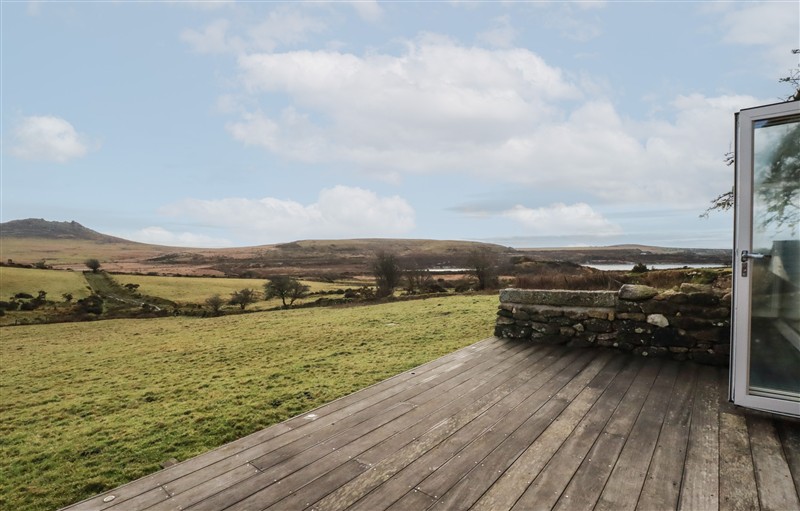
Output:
[0, 267, 92, 301]
[0, 295, 498, 511]
[118, 274, 352, 304]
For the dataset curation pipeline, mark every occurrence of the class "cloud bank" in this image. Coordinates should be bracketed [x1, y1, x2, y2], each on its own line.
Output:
[160, 185, 415, 244]
[223, 36, 758, 208]
[10, 115, 92, 163]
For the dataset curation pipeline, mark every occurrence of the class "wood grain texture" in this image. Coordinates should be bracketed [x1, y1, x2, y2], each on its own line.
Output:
[57, 340, 800, 511]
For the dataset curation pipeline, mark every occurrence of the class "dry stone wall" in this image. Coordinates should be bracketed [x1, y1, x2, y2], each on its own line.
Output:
[495, 284, 732, 365]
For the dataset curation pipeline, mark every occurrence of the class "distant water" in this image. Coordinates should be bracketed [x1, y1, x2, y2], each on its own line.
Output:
[584, 263, 731, 271]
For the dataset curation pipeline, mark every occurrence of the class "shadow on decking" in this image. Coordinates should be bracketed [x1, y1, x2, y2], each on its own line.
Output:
[62, 337, 800, 511]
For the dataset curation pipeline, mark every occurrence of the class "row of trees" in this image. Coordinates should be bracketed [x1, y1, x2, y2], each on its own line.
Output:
[205, 276, 312, 314]
[372, 248, 500, 298]
[202, 249, 502, 314]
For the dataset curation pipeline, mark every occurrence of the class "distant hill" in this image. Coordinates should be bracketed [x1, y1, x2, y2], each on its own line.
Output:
[0, 218, 731, 276]
[516, 245, 731, 265]
[0, 219, 132, 244]
[0, 218, 513, 275]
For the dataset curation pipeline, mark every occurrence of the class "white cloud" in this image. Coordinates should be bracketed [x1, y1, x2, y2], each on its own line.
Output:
[177, 0, 235, 11]
[10, 115, 92, 163]
[228, 33, 763, 208]
[721, 2, 798, 48]
[160, 186, 415, 243]
[502, 203, 622, 236]
[232, 38, 581, 173]
[181, 19, 243, 54]
[350, 0, 382, 22]
[226, 111, 281, 150]
[719, 2, 799, 67]
[247, 9, 327, 52]
[126, 227, 232, 248]
[181, 9, 326, 54]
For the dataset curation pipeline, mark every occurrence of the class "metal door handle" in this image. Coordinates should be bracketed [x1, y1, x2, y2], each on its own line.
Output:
[741, 250, 772, 262]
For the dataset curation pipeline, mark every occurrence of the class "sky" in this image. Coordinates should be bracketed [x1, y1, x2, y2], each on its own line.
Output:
[2, 0, 798, 249]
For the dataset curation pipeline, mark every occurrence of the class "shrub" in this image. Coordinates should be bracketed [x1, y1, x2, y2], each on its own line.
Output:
[631, 262, 650, 273]
[19, 301, 38, 311]
[205, 294, 224, 315]
[76, 295, 104, 315]
[0, 301, 17, 311]
[453, 277, 478, 293]
[84, 258, 101, 273]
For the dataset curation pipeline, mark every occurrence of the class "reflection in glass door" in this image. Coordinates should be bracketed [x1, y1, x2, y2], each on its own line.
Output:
[732, 101, 800, 418]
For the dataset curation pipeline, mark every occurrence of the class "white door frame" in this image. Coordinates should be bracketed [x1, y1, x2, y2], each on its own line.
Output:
[730, 100, 800, 418]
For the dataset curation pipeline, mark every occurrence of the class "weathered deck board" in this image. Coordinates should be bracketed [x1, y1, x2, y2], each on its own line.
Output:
[718, 412, 759, 511]
[551, 358, 663, 511]
[679, 366, 722, 511]
[445, 356, 638, 511]
[636, 362, 697, 511]
[594, 360, 680, 511]
[59, 338, 800, 511]
[748, 415, 800, 511]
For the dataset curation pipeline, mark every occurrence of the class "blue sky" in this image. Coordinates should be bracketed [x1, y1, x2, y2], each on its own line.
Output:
[2, 1, 798, 248]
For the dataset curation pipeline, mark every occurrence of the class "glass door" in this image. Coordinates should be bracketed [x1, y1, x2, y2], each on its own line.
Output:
[731, 101, 800, 418]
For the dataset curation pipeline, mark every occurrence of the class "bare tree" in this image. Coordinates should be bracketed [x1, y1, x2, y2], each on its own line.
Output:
[704, 49, 799, 217]
[265, 276, 310, 307]
[373, 252, 401, 298]
[229, 288, 257, 310]
[757, 122, 800, 229]
[402, 258, 433, 294]
[205, 294, 224, 315]
[469, 248, 500, 291]
[779, 49, 800, 101]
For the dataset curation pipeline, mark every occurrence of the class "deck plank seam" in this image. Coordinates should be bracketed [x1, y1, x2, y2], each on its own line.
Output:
[777, 422, 800, 499]
[632, 361, 685, 511]
[135, 343, 519, 510]
[405, 351, 613, 505]
[549, 358, 662, 511]
[495, 356, 644, 511]
[456, 354, 631, 511]
[170, 344, 548, 510]
[71, 340, 510, 511]
[327, 348, 594, 511]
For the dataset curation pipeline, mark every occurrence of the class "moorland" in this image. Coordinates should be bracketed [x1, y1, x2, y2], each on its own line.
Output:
[0, 218, 733, 511]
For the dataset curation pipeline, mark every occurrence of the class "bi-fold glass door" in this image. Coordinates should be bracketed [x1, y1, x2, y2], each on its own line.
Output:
[731, 101, 800, 418]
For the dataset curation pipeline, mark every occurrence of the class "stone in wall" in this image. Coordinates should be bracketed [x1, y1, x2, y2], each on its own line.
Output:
[496, 285, 731, 366]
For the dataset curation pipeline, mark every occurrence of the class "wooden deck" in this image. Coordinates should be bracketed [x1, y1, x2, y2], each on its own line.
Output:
[62, 337, 800, 511]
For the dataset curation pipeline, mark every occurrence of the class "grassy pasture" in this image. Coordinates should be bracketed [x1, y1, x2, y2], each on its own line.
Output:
[0, 267, 92, 301]
[118, 274, 351, 305]
[0, 238, 170, 266]
[0, 294, 498, 511]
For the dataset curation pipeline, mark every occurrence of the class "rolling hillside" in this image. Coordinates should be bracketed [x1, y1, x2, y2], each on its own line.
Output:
[0, 219, 514, 276]
[0, 218, 731, 277]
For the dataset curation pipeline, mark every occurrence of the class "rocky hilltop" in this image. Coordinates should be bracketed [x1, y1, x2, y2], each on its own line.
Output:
[1, 218, 132, 243]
